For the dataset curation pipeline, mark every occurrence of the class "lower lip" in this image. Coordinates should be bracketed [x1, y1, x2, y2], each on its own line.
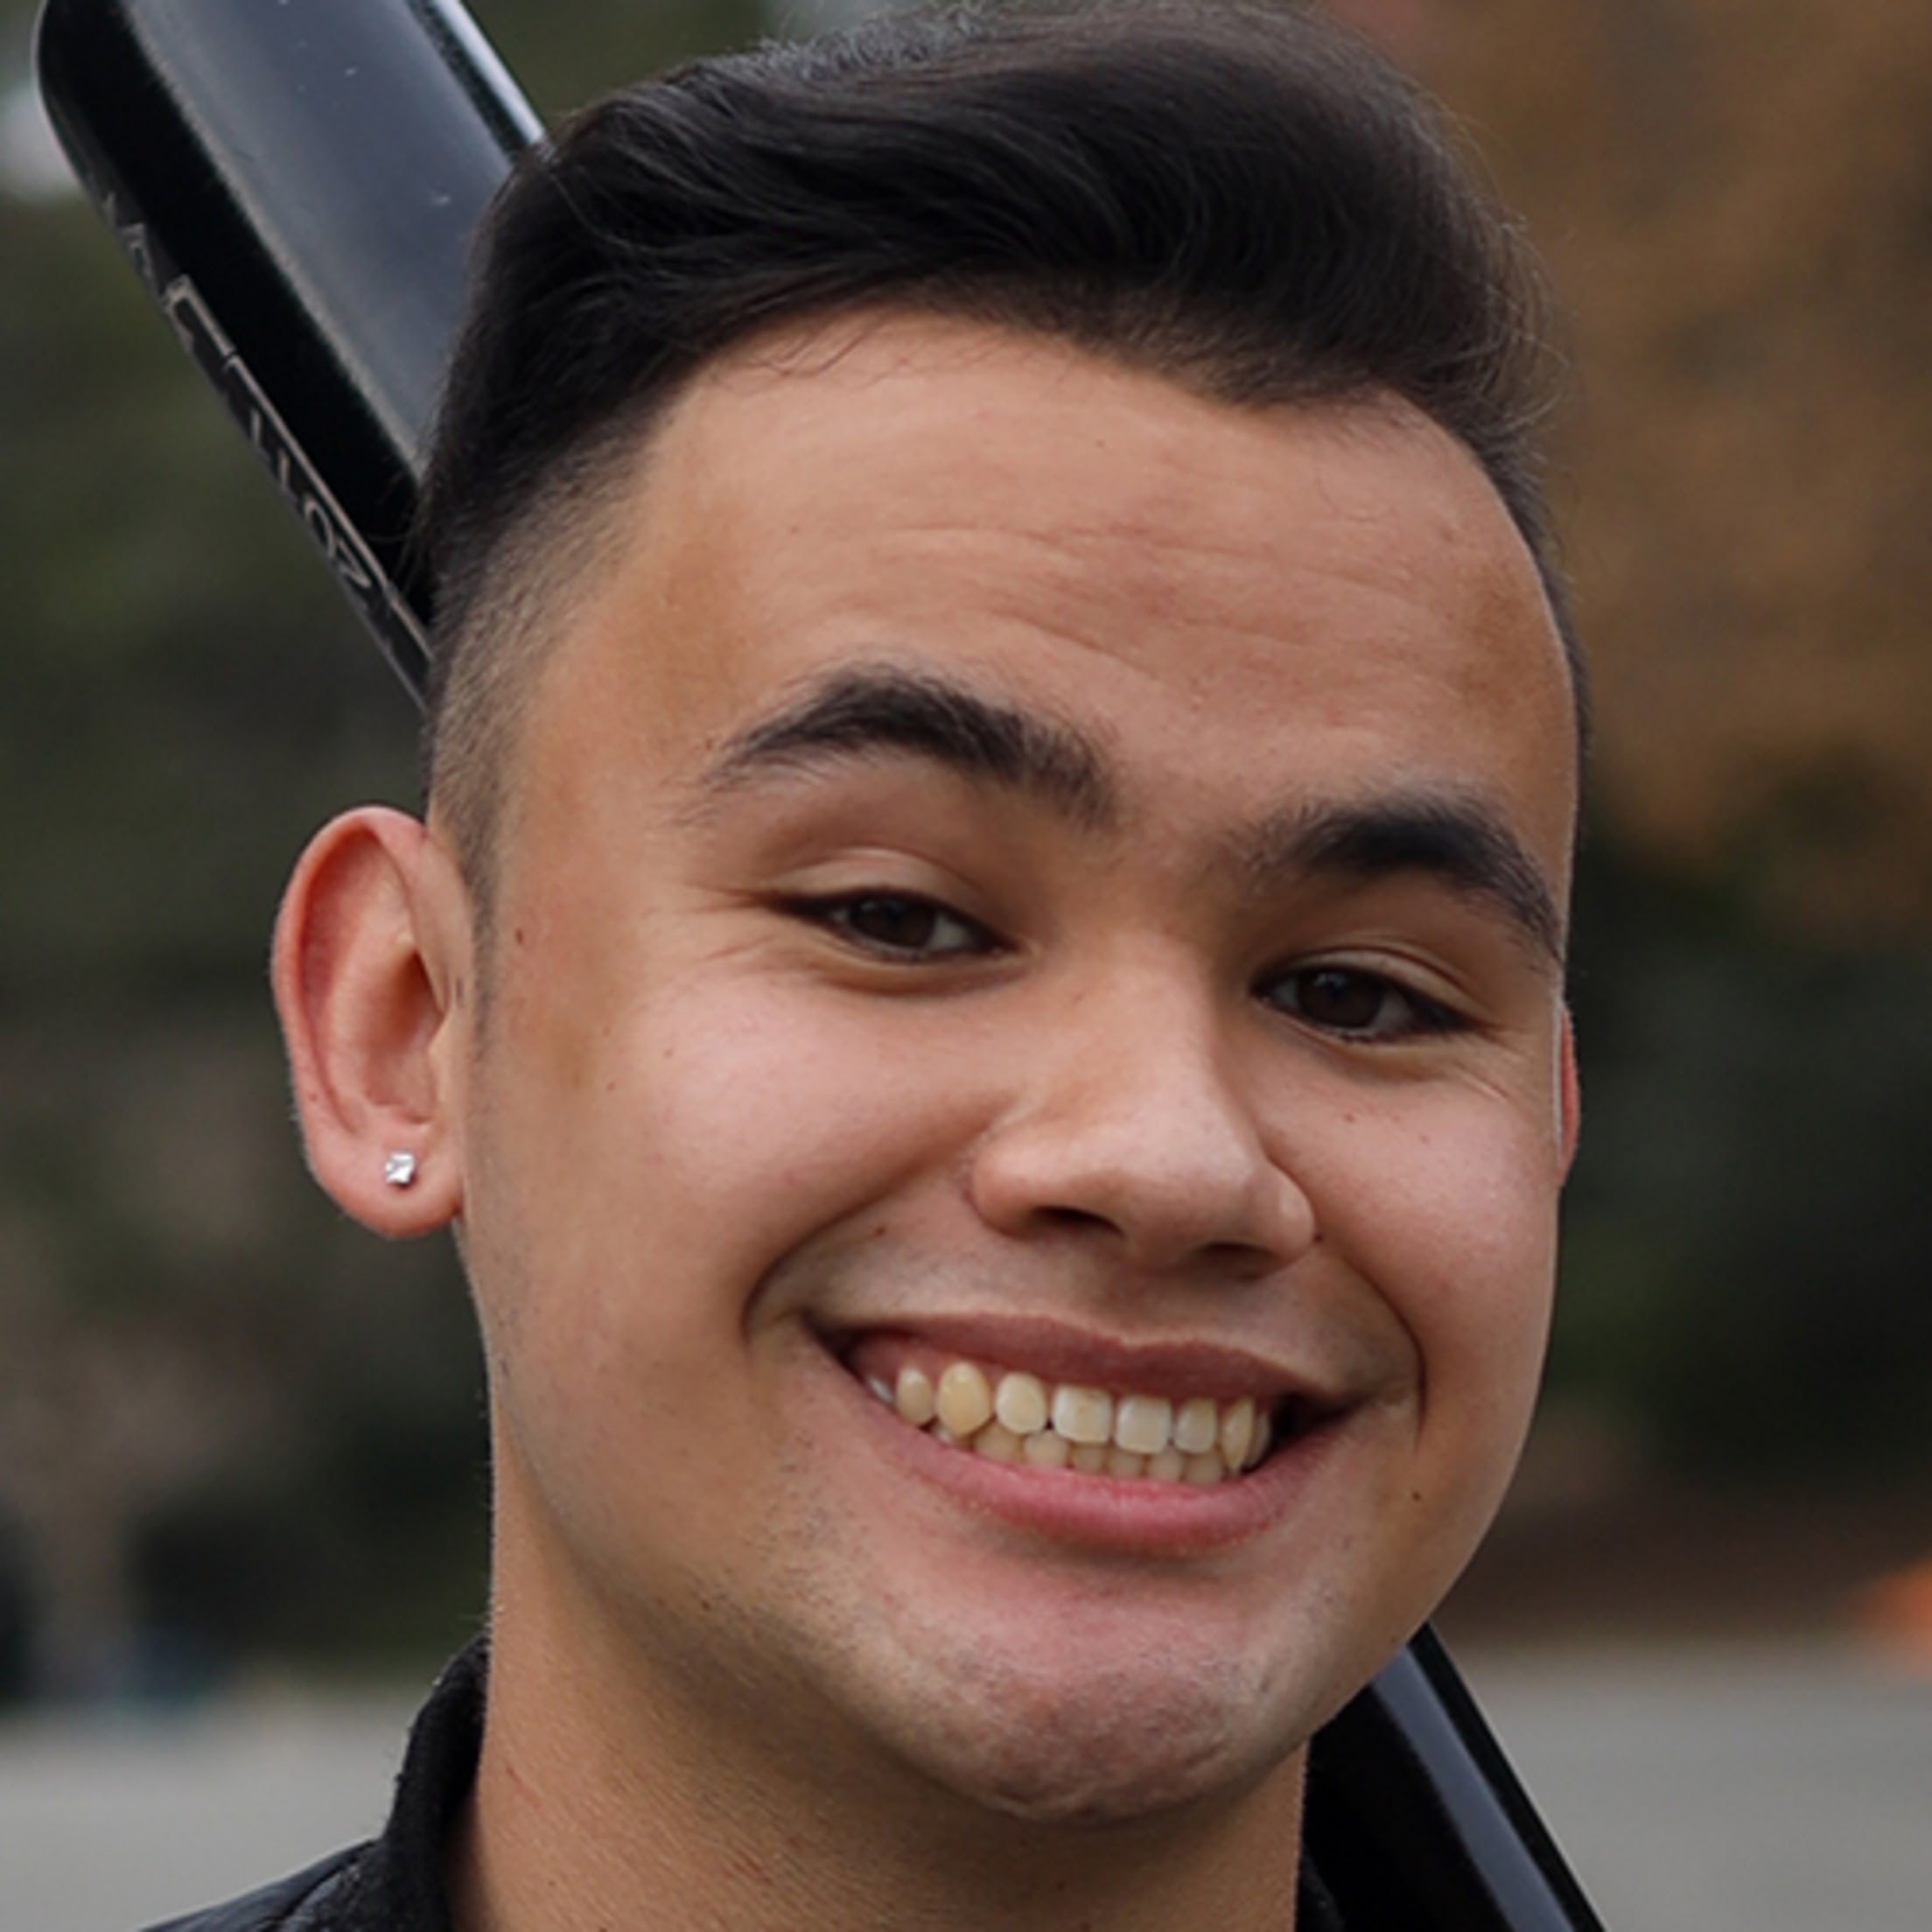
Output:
[832, 1354, 1341, 1555]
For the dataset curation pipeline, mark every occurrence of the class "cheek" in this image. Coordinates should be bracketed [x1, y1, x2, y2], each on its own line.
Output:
[1301, 1079, 1561, 1435]
[1299, 1085, 1562, 1619]
[462, 963, 1009, 1594]
[468, 967, 992, 1382]
[612, 984, 997, 1270]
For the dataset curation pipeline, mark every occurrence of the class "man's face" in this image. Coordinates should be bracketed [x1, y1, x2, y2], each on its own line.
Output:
[446, 313, 1578, 1823]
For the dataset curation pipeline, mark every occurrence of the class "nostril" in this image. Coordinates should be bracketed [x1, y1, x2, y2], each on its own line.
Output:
[1039, 1203, 1113, 1235]
[1200, 1237, 1287, 1279]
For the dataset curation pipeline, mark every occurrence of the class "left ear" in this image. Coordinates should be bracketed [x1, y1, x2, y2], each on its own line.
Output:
[270, 806, 473, 1236]
[1556, 1007, 1582, 1179]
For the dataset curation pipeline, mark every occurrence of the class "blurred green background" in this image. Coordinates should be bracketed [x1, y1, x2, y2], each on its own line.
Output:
[4, 0, 1931, 1698]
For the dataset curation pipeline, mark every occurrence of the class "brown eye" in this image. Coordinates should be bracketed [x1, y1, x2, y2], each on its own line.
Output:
[1293, 968, 1390, 1032]
[1261, 966, 1457, 1040]
[844, 895, 946, 950]
[798, 892, 996, 960]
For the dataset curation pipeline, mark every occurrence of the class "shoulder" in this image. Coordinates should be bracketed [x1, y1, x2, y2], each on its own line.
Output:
[138, 1844, 371, 1932]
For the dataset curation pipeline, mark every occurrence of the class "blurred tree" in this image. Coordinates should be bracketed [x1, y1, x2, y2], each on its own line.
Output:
[1430, 0, 1932, 940]
[1554, 843, 1932, 1480]
[476, 0, 766, 108]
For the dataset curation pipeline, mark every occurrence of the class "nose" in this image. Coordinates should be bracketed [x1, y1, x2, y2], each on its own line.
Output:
[966, 966, 1318, 1276]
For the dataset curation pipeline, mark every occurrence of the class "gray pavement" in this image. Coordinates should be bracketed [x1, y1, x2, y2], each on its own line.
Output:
[0, 1686, 412, 1931]
[1, 1643, 1928, 1928]
[1462, 1642, 1932, 1930]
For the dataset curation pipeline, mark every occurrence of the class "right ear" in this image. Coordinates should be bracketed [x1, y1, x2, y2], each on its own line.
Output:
[270, 806, 473, 1236]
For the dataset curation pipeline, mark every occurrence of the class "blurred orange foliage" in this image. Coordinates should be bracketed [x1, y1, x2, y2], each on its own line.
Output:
[1361, 0, 1932, 935]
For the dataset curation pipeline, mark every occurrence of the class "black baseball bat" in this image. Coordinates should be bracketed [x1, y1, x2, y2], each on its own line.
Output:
[33, 0, 537, 696]
[32, 4, 1606, 1925]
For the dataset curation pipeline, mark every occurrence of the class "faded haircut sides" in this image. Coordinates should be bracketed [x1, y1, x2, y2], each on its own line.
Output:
[417, 0, 1578, 919]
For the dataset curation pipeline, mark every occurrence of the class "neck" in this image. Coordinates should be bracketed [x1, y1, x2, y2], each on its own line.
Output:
[451, 1544, 1307, 1932]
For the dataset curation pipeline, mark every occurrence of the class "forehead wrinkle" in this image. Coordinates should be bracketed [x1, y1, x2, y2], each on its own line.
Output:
[1228, 791, 1565, 963]
[687, 662, 1119, 830]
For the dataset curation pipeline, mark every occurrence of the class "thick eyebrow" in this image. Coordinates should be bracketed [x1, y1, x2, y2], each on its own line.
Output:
[696, 662, 1116, 827]
[697, 665, 1562, 955]
[1235, 794, 1566, 961]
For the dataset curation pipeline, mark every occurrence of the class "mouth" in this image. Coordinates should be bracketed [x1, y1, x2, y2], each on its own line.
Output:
[835, 1330, 1334, 1490]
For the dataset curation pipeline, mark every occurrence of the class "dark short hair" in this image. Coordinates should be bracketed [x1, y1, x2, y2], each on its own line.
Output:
[420, 0, 1578, 905]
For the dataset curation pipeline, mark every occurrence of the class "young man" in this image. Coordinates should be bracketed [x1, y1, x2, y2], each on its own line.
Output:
[178, 4, 1581, 1926]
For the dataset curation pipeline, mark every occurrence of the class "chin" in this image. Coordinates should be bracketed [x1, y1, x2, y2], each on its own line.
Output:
[850, 1623, 1321, 1826]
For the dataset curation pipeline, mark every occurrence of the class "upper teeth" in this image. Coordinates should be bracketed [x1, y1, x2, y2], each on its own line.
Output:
[881, 1360, 1273, 1485]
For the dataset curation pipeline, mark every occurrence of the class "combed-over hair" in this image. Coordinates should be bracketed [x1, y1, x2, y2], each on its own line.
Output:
[419, 0, 1576, 906]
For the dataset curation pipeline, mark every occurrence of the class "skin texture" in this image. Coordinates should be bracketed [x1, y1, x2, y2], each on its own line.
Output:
[274, 312, 1579, 1931]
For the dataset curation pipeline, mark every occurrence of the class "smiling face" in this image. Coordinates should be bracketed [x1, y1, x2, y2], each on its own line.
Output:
[443, 312, 1578, 1829]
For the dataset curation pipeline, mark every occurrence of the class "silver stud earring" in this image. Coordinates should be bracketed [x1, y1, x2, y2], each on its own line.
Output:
[383, 1150, 418, 1189]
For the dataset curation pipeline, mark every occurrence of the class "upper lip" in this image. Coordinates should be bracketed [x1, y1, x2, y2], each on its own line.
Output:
[817, 1311, 1350, 1410]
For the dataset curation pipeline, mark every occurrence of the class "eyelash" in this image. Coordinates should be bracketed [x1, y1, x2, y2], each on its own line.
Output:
[782, 892, 1465, 1041]
[780, 891, 1004, 962]
[1255, 964, 1464, 1043]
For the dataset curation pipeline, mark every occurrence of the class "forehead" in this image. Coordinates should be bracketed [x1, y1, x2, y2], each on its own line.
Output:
[506, 311, 1576, 889]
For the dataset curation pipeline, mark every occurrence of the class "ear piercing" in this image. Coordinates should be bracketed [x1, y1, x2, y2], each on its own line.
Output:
[383, 1150, 418, 1189]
